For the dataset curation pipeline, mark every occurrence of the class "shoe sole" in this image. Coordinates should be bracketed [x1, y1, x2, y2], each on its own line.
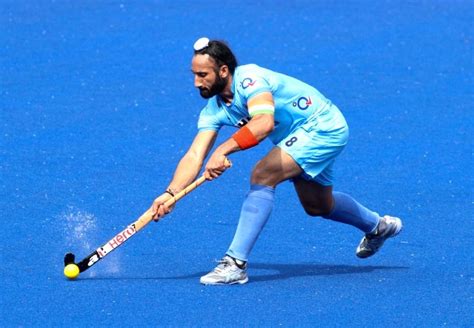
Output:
[200, 277, 249, 286]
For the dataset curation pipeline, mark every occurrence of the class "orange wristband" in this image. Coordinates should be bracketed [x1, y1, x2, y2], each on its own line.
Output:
[232, 126, 259, 150]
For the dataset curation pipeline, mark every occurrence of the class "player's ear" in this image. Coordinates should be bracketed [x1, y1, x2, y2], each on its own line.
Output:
[219, 65, 229, 78]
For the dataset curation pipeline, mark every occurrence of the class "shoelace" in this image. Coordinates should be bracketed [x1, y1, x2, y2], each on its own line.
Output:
[213, 258, 233, 273]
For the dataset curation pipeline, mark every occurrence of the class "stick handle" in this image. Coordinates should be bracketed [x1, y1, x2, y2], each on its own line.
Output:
[165, 175, 207, 206]
[134, 157, 231, 230]
[133, 175, 207, 230]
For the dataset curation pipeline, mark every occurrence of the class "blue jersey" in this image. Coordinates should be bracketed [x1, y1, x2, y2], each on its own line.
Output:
[197, 64, 331, 144]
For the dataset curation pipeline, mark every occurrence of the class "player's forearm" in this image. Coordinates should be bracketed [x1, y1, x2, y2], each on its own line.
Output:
[167, 153, 203, 193]
[165, 131, 217, 192]
[213, 138, 241, 157]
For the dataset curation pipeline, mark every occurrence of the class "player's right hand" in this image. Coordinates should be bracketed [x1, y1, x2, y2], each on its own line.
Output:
[151, 193, 175, 221]
[204, 153, 230, 180]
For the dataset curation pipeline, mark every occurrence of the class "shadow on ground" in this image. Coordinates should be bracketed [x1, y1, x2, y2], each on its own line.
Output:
[81, 262, 409, 283]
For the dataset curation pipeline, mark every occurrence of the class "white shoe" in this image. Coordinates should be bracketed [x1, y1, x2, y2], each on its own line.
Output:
[356, 215, 403, 258]
[200, 256, 249, 285]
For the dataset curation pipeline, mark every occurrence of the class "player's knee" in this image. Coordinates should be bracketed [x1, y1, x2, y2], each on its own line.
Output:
[303, 204, 332, 217]
[251, 164, 273, 185]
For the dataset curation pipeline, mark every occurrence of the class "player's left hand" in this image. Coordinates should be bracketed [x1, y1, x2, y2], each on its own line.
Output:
[204, 153, 229, 180]
[150, 193, 175, 221]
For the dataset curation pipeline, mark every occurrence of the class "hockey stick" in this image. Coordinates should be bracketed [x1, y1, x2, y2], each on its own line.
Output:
[64, 161, 229, 275]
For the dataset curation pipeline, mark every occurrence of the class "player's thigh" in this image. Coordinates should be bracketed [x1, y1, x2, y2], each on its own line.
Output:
[278, 116, 348, 185]
[251, 147, 303, 187]
[293, 177, 334, 216]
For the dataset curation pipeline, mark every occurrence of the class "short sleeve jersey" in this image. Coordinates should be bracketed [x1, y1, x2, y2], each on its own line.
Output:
[197, 64, 331, 144]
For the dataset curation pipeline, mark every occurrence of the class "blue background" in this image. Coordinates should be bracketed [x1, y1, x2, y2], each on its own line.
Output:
[1, 0, 473, 326]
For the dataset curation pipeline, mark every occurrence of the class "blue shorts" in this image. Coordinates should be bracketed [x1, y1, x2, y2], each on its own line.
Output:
[277, 103, 349, 186]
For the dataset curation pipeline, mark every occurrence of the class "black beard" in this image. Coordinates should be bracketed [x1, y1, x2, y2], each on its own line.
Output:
[199, 75, 227, 99]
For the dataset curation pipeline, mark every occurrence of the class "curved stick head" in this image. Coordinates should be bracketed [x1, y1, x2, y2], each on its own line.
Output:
[64, 253, 76, 266]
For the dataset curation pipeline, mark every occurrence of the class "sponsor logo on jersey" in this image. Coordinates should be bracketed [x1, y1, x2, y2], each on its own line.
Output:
[293, 96, 312, 110]
[241, 78, 256, 89]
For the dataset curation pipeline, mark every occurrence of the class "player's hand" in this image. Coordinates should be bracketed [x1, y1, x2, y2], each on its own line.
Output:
[151, 193, 175, 221]
[204, 154, 229, 180]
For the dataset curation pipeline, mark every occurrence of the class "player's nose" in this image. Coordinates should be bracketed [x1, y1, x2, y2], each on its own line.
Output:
[194, 75, 202, 88]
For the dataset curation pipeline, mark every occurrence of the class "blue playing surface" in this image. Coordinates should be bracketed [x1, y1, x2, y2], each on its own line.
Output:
[1, 1, 473, 326]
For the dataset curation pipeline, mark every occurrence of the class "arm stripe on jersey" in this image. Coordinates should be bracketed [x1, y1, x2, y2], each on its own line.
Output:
[248, 104, 275, 116]
[249, 109, 275, 117]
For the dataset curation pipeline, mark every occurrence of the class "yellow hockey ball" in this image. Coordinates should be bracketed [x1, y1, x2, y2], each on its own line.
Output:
[64, 264, 80, 279]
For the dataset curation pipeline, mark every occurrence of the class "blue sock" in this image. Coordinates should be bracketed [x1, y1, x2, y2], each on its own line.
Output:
[322, 192, 380, 233]
[226, 184, 275, 262]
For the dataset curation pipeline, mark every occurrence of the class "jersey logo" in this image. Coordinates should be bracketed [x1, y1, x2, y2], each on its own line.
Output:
[241, 78, 256, 89]
[293, 96, 312, 110]
[236, 116, 251, 127]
